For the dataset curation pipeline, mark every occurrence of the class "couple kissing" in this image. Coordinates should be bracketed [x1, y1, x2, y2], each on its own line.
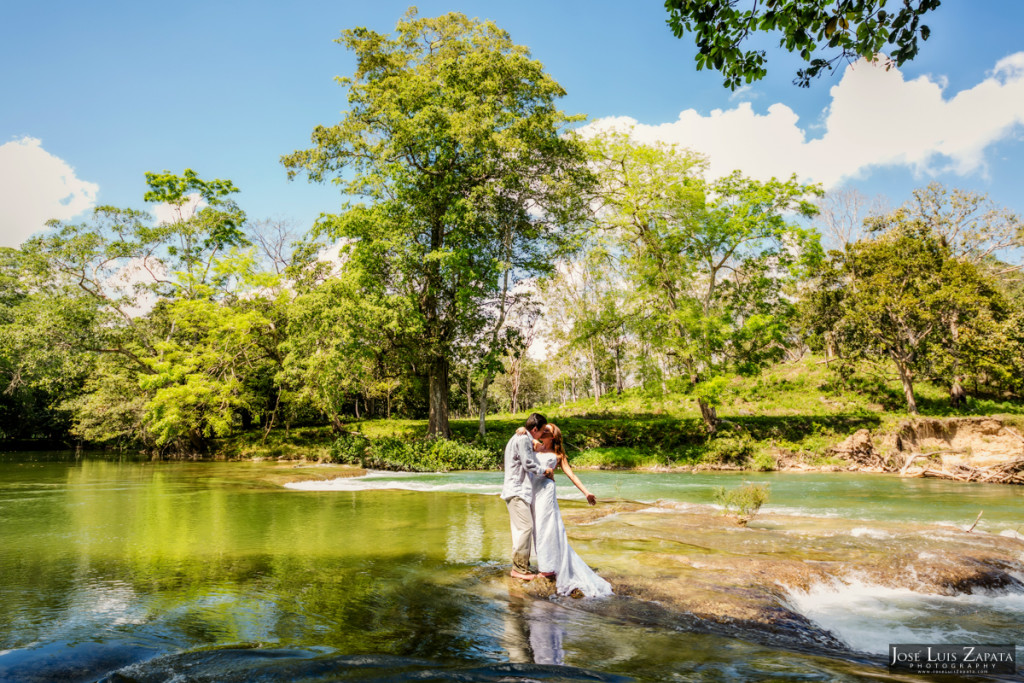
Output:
[500, 412, 612, 598]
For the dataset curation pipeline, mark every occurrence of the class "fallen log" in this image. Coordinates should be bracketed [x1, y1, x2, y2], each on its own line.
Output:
[899, 450, 963, 477]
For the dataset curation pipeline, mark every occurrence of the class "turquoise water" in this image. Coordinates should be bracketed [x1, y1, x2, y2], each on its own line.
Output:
[1, 456, 1021, 681]
[290, 468, 1024, 533]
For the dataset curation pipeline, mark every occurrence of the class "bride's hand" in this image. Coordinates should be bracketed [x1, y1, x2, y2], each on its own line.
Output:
[585, 493, 596, 506]
[515, 427, 527, 435]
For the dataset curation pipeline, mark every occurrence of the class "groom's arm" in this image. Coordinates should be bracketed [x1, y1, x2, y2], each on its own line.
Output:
[515, 434, 554, 480]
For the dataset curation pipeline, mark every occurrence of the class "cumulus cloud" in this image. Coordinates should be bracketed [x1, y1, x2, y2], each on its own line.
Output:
[0, 137, 99, 248]
[580, 53, 1024, 189]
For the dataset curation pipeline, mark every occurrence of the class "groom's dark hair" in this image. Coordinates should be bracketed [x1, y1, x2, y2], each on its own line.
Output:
[525, 413, 547, 431]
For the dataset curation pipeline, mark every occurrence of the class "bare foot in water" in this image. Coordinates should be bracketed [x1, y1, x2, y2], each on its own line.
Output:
[510, 569, 537, 580]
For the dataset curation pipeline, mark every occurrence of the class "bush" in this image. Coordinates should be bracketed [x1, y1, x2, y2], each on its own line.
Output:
[712, 483, 769, 525]
[702, 432, 756, 464]
[339, 436, 499, 472]
[329, 433, 370, 465]
[747, 450, 777, 471]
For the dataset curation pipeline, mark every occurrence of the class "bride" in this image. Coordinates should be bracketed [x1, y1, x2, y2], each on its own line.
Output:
[531, 423, 612, 598]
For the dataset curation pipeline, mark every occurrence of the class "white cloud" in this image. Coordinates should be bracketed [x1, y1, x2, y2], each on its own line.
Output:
[106, 257, 168, 318]
[0, 137, 99, 248]
[580, 53, 1024, 190]
[728, 84, 760, 102]
[152, 192, 206, 225]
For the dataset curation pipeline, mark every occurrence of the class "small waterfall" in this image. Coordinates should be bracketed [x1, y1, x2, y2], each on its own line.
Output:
[783, 576, 1024, 655]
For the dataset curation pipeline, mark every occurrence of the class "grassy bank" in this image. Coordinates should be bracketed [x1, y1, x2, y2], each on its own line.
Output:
[216, 357, 1024, 471]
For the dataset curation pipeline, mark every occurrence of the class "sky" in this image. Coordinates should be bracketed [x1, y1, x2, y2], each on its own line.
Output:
[2, 1, 1024, 249]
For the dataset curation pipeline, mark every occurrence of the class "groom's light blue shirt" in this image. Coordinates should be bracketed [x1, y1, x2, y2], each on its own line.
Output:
[500, 432, 544, 504]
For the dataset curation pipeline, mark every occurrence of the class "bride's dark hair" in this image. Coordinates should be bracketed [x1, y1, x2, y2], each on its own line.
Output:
[545, 423, 566, 458]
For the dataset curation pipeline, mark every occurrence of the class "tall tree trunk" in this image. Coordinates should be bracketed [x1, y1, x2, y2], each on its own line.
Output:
[261, 391, 281, 445]
[658, 353, 668, 394]
[589, 341, 601, 405]
[428, 356, 451, 437]
[510, 358, 522, 415]
[354, 397, 360, 419]
[894, 359, 919, 414]
[614, 344, 623, 395]
[477, 370, 495, 437]
[467, 374, 472, 415]
[697, 398, 719, 434]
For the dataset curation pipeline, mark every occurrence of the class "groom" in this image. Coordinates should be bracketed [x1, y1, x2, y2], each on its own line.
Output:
[500, 412, 554, 580]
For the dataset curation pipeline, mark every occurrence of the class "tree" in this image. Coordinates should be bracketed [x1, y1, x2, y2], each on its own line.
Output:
[587, 131, 821, 431]
[808, 215, 1007, 413]
[281, 271, 409, 430]
[283, 10, 591, 437]
[19, 170, 284, 453]
[904, 182, 1024, 273]
[664, 0, 942, 88]
[538, 246, 629, 406]
[0, 248, 94, 441]
[814, 187, 888, 250]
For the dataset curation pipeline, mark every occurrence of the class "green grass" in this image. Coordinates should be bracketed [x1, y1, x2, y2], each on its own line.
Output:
[214, 356, 1024, 470]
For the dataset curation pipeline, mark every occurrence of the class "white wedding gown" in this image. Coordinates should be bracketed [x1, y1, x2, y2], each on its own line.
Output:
[531, 451, 613, 598]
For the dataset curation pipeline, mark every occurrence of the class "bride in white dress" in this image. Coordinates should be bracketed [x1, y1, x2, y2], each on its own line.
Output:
[531, 423, 613, 598]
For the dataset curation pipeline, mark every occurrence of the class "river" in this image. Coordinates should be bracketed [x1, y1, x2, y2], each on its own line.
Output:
[1, 454, 1021, 681]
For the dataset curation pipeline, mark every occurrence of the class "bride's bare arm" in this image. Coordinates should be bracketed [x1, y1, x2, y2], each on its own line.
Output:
[558, 454, 596, 505]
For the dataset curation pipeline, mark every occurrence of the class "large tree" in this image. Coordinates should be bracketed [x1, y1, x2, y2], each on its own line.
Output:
[806, 214, 1008, 414]
[283, 10, 591, 437]
[664, 0, 942, 88]
[587, 131, 822, 431]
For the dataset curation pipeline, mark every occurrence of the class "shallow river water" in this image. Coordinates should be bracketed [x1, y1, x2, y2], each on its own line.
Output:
[1, 455, 1021, 681]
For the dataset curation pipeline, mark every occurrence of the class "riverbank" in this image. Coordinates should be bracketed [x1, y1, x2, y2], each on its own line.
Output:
[15, 357, 1022, 479]
[209, 357, 1024, 482]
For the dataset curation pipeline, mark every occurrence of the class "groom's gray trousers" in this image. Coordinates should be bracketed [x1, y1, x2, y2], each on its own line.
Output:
[506, 496, 534, 573]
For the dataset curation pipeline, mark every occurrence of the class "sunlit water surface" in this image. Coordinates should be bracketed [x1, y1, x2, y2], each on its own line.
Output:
[1, 455, 1022, 681]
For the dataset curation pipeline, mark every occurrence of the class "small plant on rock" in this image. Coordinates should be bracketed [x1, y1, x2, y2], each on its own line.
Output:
[712, 483, 770, 525]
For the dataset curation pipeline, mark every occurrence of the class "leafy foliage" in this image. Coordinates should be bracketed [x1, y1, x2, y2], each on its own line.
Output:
[283, 9, 592, 437]
[665, 0, 942, 88]
[330, 434, 498, 472]
[804, 213, 1010, 414]
[584, 131, 822, 431]
[712, 482, 770, 523]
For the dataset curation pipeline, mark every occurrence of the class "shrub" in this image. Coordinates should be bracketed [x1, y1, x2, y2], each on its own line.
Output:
[702, 432, 756, 464]
[329, 433, 370, 465]
[349, 436, 499, 472]
[712, 483, 770, 525]
[747, 450, 777, 472]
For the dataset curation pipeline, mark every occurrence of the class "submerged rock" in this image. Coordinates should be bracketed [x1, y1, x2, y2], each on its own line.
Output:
[503, 500, 1024, 657]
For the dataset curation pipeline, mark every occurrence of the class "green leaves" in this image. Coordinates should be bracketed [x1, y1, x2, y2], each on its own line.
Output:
[804, 210, 1011, 414]
[282, 11, 593, 435]
[584, 131, 821, 423]
[664, 0, 942, 88]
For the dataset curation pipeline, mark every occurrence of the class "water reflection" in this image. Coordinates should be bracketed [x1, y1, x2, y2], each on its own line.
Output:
[445, 497, 485, 564]
[503, 596, 566, 666]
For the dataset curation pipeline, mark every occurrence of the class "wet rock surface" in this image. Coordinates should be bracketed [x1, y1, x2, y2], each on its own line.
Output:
[501, 500, 1024, 659]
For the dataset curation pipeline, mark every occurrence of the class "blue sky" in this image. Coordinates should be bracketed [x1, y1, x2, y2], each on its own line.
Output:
[3, 1, 1024, 248]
